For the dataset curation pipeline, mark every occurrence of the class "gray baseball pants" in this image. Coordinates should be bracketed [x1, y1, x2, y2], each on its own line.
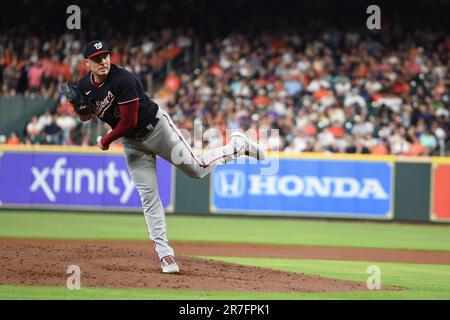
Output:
[122, 107, 243, 260]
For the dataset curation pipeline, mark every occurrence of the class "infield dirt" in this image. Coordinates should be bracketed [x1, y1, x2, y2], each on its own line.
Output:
[3, 238, 445, 292]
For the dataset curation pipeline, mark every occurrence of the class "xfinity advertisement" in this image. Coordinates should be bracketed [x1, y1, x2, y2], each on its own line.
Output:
[0, 151, 173, 211]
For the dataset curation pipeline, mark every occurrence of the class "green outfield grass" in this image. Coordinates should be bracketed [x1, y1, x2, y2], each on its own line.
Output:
[204, 257, 450, 299]
[1, 210, 450, 300]
[0, 210, 449, 251]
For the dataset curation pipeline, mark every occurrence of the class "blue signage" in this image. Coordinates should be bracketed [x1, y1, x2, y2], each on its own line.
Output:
[0, 151, 173, 211]
[211, 159, 392, 218]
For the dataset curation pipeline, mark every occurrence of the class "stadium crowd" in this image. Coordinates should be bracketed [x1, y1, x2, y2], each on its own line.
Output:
[157, 24, 450, 156]
[0, 29, 191, 99]
[0, 27, 192, 146]
[1, 21, 449, 156]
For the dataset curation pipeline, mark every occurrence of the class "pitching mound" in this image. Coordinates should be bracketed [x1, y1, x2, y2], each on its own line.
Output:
[0, 239, 395, 293]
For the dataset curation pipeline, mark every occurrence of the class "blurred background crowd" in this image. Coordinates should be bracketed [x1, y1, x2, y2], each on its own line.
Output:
[0, 0, 449, 156]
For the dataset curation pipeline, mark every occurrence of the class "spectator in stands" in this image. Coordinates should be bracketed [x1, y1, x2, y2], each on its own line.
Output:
[26, 116, 44, 144]
[43, 115, 62, 145]
[6, 132, 20, 145]
[420, 129, 438, 155]
[56, 109, 78, 145]
[38, 109, 53, 130]
[27, 62, 45, 97]
[2, 61, 19, 97]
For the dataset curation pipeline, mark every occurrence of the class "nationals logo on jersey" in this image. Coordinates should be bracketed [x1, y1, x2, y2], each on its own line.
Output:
[95, 90, 115, 117]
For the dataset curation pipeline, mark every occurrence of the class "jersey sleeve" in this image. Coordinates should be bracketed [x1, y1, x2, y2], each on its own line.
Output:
[114, 74, 140, 105]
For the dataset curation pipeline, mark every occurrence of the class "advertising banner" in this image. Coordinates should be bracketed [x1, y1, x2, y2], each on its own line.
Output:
[0, 151, 173, 211]
[432, 164, 450, 221]
[211, 158, 393, 219]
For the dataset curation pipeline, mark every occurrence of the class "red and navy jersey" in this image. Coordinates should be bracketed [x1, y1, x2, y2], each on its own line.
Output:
[77, 64, 158, 135]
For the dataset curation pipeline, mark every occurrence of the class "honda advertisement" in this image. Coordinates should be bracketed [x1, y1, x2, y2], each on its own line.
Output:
[211, 159, 393, 219]
[0, 151, 174, 211]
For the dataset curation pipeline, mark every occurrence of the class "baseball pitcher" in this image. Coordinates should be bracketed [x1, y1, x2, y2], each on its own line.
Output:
[61, 40, 266, 273]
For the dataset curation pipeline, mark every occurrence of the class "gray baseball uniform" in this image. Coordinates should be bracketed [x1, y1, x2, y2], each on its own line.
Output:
[122, 107, 244, 259]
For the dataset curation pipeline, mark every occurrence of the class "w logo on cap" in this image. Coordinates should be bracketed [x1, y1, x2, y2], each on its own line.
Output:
[84, 40, 111, 59]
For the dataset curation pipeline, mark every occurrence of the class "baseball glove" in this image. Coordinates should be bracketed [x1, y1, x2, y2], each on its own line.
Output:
[61, 83, 93, 116]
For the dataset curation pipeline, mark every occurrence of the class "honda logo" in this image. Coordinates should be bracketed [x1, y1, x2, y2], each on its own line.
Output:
[214, 171, 389, 199]
[214, 170, 246, 198]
